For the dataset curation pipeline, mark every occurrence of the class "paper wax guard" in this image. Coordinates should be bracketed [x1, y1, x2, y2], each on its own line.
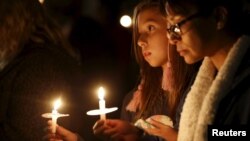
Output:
[41, 113, 69, 118]
[134, 119, 155, 129]
[134, 115, 173, 130]
[147, 115, 173, 127]
[86, 107, 118, 115]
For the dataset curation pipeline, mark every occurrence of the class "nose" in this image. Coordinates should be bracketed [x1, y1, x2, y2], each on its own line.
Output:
[137, 41, 146, 48]
[137, 36, 147, 49]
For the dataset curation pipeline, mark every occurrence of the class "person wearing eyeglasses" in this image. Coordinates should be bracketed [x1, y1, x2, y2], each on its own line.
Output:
[163, 0, 250, 141]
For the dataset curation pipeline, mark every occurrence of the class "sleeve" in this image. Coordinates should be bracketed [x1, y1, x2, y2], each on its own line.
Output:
[120, 89, 136, 122]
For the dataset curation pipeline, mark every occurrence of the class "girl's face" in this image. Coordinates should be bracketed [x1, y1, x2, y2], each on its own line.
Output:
[166, 4, 219, 64]
[137, 7, 169, 67]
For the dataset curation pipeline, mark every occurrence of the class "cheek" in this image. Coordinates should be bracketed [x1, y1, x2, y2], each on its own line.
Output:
[190, 39, 205, 58]
[193, 29, 216, 56]
[149, 36, 168, 51]
[194, 19, 217, 45]
[180, 32, 205, 62]
[157, 44, 169, 60]
[154, 35, 169, 48]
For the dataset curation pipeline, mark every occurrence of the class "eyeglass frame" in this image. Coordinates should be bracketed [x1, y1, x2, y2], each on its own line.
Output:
[167, 12, 202, 39]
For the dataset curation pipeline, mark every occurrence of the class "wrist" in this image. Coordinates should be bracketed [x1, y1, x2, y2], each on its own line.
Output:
[75, 133, 84, 141]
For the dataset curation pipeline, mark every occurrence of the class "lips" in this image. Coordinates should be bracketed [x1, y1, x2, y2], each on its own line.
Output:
[143, 52, 151, 57]
[176, 46, 186, 56]
[177, 49, 187, 56]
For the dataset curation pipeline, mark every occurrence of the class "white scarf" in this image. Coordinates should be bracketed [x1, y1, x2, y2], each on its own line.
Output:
[178, 35, 250, 141]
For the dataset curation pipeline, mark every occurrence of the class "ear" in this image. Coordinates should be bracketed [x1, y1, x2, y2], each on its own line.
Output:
[213, 7, 228, 30]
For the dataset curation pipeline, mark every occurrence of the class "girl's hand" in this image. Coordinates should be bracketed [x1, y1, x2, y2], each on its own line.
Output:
[143, 118, 177, 141]
[93, 119, 139, 141]
[43, 120, 78, 141]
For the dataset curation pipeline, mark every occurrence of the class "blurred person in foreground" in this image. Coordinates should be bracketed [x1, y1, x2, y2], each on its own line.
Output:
[0, 0, 88, 140]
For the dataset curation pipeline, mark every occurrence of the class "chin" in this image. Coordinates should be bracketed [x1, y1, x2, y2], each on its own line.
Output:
[185, 56, 203, 64]
[184, 57, 197, 64]
[148, 62, 159, 67]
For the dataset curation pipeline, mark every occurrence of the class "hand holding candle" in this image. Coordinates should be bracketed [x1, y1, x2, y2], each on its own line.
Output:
[42, 98, 69, 134]
[87, 86, 118, 119]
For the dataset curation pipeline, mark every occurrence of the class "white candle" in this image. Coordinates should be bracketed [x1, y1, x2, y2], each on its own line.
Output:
[51, 99, 61, 133]
[98, 87, 106, 120]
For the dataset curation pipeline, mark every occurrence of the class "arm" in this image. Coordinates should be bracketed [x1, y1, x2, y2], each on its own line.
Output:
[43, 120, 83, 141]
[93, 119, 140, 141]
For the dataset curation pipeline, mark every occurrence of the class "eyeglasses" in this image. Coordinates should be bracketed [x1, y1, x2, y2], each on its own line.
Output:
[167, 12, 201, 40]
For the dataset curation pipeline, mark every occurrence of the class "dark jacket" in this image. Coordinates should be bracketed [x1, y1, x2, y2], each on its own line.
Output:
[0, 42, 86, 141]
[214, 44, 250, 124]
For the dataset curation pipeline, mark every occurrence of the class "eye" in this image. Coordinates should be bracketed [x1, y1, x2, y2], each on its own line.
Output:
[148, 25, 155, 31]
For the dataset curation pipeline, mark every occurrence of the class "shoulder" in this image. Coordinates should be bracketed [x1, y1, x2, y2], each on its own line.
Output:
[120, 89, 137, 121]
[2, 42, 84, 91]
[123, 90, 136, 105]
[22, 42, 79, 67]
[217, 52, 250, 124]
[18, 43, 81, 74]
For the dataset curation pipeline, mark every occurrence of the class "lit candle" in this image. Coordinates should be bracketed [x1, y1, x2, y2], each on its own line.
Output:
[98, 87, 106, 120]
[86, 86, 118, 119]
[42, 98, 69, 134]
[51, 99, 61, 133]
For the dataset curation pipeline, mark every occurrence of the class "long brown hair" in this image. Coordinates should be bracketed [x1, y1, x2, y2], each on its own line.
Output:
[0, 0, 79, 68]
[132, 0, 200, 121]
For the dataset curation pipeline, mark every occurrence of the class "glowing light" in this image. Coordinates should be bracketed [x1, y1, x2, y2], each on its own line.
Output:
[98, 87, 105, 100]
[39, 0, 45, 4]
[86, 86, 118, 119]
[41, 98, 69, 134]
[120, 15, 132, 28]
[53, 99, 61, 110]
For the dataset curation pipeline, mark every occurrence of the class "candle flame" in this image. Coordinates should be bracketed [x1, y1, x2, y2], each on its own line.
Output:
[53, 99, 61, 110]
[39, 0, 45, 4]
[98, 87, 105, 100]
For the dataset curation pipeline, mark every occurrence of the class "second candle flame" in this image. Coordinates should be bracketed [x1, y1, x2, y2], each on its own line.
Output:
[53, 99, 61, 111]
[98, 87, 105, 100]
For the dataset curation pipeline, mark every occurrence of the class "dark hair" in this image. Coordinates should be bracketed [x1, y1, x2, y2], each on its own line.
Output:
[0, 0, 79, 65]
[165, 0, 250, 36]
[132, 0, 200, 121]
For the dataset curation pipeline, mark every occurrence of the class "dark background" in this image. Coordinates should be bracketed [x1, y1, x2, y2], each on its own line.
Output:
[43, 0, 141, 140]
